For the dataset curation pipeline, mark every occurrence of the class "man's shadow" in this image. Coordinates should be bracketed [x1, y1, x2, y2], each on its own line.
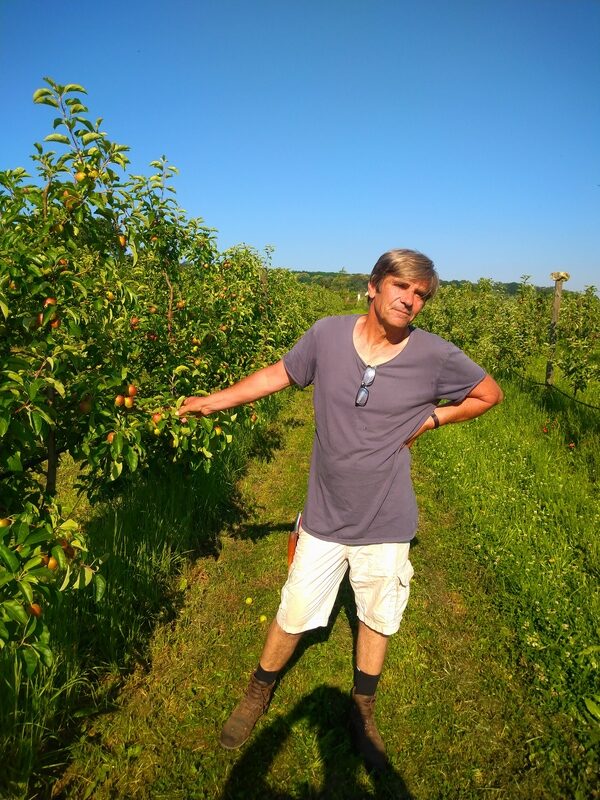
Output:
[220, 685, 414, 800]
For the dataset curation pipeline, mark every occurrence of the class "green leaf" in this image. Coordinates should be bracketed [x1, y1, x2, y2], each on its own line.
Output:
[44, 133, 71, 145]
[124, 447, 138, 472]
[17, 580, 34, 605]
[34, 642, 54, 668]
[81, 132, 101, 145]
[33, 88, 53, 101]
[30, 411, 44, 436]
[110, 460, 123, 481]
[21, 647, 40, 677]
[129, 239, 138, 267]
[46, 378, 66, 397]
[59, 564, 72, 591]
[51, 544, 67, 571]
[6, 452, 23, 471]
[0, 545, 19, 573]
[2, 600, 29, 625]
[94, 573, 106, 603]
[58, 520, 79, 532]
[63, 83, 87, 94]
[0, 299, 8, 319]
[112, 432, 124, 458]
[13, 521, 31, 545]
[583, 696, 600, 722]
[83, 566, 94, 587]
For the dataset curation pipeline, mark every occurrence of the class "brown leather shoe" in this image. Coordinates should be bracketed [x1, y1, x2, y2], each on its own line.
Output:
[349, 688, 389, 771]
[219, 674, 276, 749]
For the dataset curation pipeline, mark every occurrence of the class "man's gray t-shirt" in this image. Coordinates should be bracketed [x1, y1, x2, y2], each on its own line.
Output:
[283, 314, 486, 545]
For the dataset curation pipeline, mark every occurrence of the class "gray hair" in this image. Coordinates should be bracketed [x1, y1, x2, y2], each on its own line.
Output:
[369, 249, 439, 300]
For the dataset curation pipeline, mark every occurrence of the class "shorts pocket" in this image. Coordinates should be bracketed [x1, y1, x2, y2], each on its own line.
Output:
[398, 558, 414, 587]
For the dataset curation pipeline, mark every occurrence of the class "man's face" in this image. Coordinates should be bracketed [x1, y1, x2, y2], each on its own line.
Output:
[367, 274, 429, 329]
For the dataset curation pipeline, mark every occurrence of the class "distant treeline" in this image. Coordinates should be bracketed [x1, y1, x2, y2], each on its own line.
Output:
[291, 270, 563, 297]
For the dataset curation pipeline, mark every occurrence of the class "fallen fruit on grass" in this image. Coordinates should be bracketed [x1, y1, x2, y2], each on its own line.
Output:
[245, 597, 253, 605]
[148, 305, 157, 314]
[259, 615, 267, 623]
[28, 603, 43, 618]
[106, 290, 115, 301]
[114, 395, 125, 407]
[176, 299, 186, 309]
[130, 316, 140, 328]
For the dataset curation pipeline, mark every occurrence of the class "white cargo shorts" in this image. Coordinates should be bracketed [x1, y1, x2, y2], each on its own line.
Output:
[276, 528, 414, 636]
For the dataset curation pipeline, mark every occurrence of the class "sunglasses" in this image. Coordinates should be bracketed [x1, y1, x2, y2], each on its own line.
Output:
[355, 365, 376, 407]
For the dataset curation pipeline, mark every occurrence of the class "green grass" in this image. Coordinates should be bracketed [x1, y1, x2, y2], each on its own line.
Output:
[416, 376, 599, 797]
[47, 383, 598, 799]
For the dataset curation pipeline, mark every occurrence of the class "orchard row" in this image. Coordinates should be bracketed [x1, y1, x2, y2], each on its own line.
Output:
[0, 79, 342, 670]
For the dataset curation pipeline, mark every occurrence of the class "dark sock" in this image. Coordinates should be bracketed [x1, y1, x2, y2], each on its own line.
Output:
[354, 666, 381, 696]
[254, 663, 279, 685]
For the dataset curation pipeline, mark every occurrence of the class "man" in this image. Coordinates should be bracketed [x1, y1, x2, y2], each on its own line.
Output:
[178, 249, 503, 770]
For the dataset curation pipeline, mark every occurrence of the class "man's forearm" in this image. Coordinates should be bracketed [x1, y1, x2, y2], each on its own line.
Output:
[178, 360, 294, 416]
[406, 374, 503, 446]
[435, 395, 497, 426]
[435, 374, 503, 426]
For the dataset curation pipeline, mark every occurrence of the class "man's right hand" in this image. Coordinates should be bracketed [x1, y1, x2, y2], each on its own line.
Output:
[177, 396, 209, 418]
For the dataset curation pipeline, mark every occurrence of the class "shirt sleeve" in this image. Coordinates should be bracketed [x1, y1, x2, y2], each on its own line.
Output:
[282, 323, 318, 388]
[435, 344, 486, 402]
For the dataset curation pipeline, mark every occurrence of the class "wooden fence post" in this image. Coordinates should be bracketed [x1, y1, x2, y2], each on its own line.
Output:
[545, 271, 570, 386]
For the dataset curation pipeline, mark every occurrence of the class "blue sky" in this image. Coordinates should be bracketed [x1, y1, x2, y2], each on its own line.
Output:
[2, 0, 599, 290]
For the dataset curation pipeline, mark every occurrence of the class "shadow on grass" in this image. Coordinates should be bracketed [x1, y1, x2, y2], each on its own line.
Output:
[220, 686, 414, 800]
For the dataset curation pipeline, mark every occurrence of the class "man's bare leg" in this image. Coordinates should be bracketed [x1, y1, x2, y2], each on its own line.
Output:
[351, 620, 391, 770]
[356, 620, 389, 674]
[259, 619, 303, 670]
[219, 619, 302, 749]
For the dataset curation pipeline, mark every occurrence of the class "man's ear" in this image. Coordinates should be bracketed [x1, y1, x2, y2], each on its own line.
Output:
[367, 280, 377, 300]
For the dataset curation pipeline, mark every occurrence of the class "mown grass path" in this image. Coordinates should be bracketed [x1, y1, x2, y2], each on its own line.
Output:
[57, 388, 558, 799]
